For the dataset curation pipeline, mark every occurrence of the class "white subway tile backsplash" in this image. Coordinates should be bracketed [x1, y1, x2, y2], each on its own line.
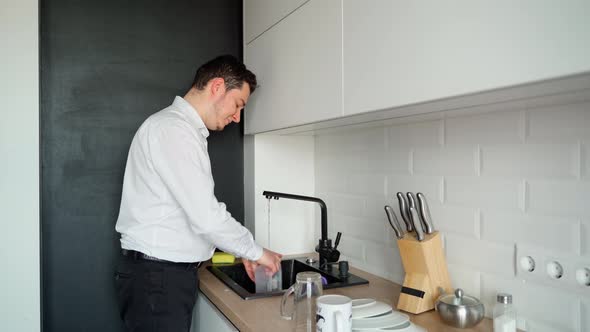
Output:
[315, 171, 347, 193]
[429, 204, 478, 238]
[413, 147, 477, 176]
[263, 198, 316, 253]
[528, 101, 590, 140]
[582, 299, 589, 332]
[386, 175, 442, 202]
[337, 233, 365, 262]
[316, 128, 386, 153]
[445, 110, 521, 145]
[328, 193, 365, 218]
[315, 136, 341, 155]
[316, 151, 389, 174]
[316, 136, 385, 173]
[583, 141, 588, 180]
[387, 147, 411, 174]
[363, 194, 390, 219]
[346, 173, 386, 196]
[445, 176, 521, 210]
[575, 141, 582, 180]
[349, 128, 387, 151]
[335, 214, 391, 245]
[446, 264, 481, 299]
[481, 144, 578, 178]
[582, 221, 589, 258]
[365, 149, 390, 173]
[316, 151, 368, 173]
[312, 98, 590, 331]
[481, 274, 578, 332]
[528, 180, 590, 217]
[445, 234, 514, 277]
[525, 321, 576, 332]
[365, 241, 404, 284]
[481, 211, 579, 255]
[388, 120, 442, 147]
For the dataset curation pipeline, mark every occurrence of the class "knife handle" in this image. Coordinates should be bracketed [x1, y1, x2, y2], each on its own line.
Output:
[406, 192, 417, 209]
[397, 192, 413, 232]
[407, 192, 427, 234]
[409, 207, 425, 241]
[384, 205, 404, 239]
[417, 192, 435, 234]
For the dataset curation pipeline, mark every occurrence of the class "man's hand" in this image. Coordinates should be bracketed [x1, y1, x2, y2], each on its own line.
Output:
[243, 248, 283, 282]
[243, 259, 258, 282]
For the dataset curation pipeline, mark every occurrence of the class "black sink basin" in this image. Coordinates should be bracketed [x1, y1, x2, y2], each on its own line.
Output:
[207, 258, 369, 300]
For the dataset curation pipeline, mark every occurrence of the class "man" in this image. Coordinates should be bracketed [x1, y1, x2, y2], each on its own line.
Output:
[114, 55, 282, 332]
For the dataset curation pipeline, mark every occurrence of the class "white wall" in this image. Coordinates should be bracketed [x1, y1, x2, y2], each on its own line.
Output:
[0, 0, 40, 331]
[245, 135, 316, 255]
[314, 94, 590, 332]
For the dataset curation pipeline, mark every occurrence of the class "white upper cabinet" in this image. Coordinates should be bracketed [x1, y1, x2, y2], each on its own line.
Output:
[244, 0, 309, 44]
[244, 0, 342, 134]
[342, 0, 590, 115]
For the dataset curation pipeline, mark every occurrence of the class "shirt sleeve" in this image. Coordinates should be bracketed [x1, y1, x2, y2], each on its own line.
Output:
[149, 120, 263, 261]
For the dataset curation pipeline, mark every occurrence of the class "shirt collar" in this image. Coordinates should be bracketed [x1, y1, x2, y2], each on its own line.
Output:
[172, 96, 210, 139]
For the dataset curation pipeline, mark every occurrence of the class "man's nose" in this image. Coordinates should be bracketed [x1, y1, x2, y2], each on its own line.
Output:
[232, 110, 241, 123]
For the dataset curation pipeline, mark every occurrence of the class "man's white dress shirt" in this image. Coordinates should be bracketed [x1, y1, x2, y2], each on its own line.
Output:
[115, 96, 262, 263]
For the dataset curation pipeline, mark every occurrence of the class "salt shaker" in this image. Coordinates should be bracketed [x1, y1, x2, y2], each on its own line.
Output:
[493, 293, 516, 332]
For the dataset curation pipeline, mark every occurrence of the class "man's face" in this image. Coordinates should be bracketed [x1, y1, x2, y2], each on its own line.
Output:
[211, 82, 250, 131]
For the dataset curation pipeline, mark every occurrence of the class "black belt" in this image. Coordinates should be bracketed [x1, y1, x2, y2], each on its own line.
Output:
[121, 249, 202, 268]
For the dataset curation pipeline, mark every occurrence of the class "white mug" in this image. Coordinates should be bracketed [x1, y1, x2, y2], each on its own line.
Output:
[316, 294, 352, 332]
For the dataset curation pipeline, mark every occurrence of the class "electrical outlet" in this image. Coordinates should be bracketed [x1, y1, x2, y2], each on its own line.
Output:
[546, 261, 563, 279]
[575, 267, 590, 287]
[519, 256, 536, 272]
[516, 244, 590, 293]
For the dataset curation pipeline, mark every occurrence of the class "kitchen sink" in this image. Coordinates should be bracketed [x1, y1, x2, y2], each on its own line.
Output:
[207, 258, 369, 300]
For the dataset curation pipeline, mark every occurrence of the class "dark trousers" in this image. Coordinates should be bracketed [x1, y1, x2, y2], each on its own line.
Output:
[114, 252, 199, 332]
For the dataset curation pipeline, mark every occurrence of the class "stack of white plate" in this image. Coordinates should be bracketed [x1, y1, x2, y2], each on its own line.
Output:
[351, 299, 427, 332]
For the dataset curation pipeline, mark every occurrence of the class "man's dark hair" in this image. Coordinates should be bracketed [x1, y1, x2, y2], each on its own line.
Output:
[192, 55, 257, 94]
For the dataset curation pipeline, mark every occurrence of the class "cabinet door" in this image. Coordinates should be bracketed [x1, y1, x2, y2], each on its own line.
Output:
[244, 0, 309, 44]
[244, 0, 342, 134]
[343, 0, 590, 116]
[191, 292, 238, 332]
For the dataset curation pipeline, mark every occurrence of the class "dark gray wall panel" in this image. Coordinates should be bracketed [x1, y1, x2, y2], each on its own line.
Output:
[41, 1, 243, 331]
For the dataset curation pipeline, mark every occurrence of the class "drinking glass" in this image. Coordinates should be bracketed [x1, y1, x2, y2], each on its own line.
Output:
[280, 271, 323, 332]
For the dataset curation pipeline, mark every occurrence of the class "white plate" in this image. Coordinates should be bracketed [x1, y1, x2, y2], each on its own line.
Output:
[352, 300, 393, 319]
[352, 298, 377, 308]
[352, 311, 409, 330]
[353, 321, 427, 332]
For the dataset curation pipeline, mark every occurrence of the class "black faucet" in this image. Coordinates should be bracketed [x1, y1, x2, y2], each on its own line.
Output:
[262, 191, 341, 270]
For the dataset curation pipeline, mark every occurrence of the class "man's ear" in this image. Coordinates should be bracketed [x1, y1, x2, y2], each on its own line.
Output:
[209, 77, 226, 97]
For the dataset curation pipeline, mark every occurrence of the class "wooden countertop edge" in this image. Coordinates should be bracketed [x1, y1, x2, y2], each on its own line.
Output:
[198, 255, 502, 332]
[199, 278, 251, 332]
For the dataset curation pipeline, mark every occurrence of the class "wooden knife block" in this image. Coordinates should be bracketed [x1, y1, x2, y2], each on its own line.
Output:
[396, 231, 452, 314]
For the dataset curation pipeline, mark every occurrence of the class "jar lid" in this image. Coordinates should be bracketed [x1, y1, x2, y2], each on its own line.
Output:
[438, 288, 482, 307]
[497, 293, 513, 304]
[296, 271, 321, 283]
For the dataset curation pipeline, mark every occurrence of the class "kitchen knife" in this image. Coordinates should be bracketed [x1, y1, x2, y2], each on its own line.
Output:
[409, 207, 425, 241]
[406, 192, 417, 210]
[396, 192, 413, 232]
[407, 192, 427, 233]
[384, 205, 404, 239]
[416, 192, 435, 234]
